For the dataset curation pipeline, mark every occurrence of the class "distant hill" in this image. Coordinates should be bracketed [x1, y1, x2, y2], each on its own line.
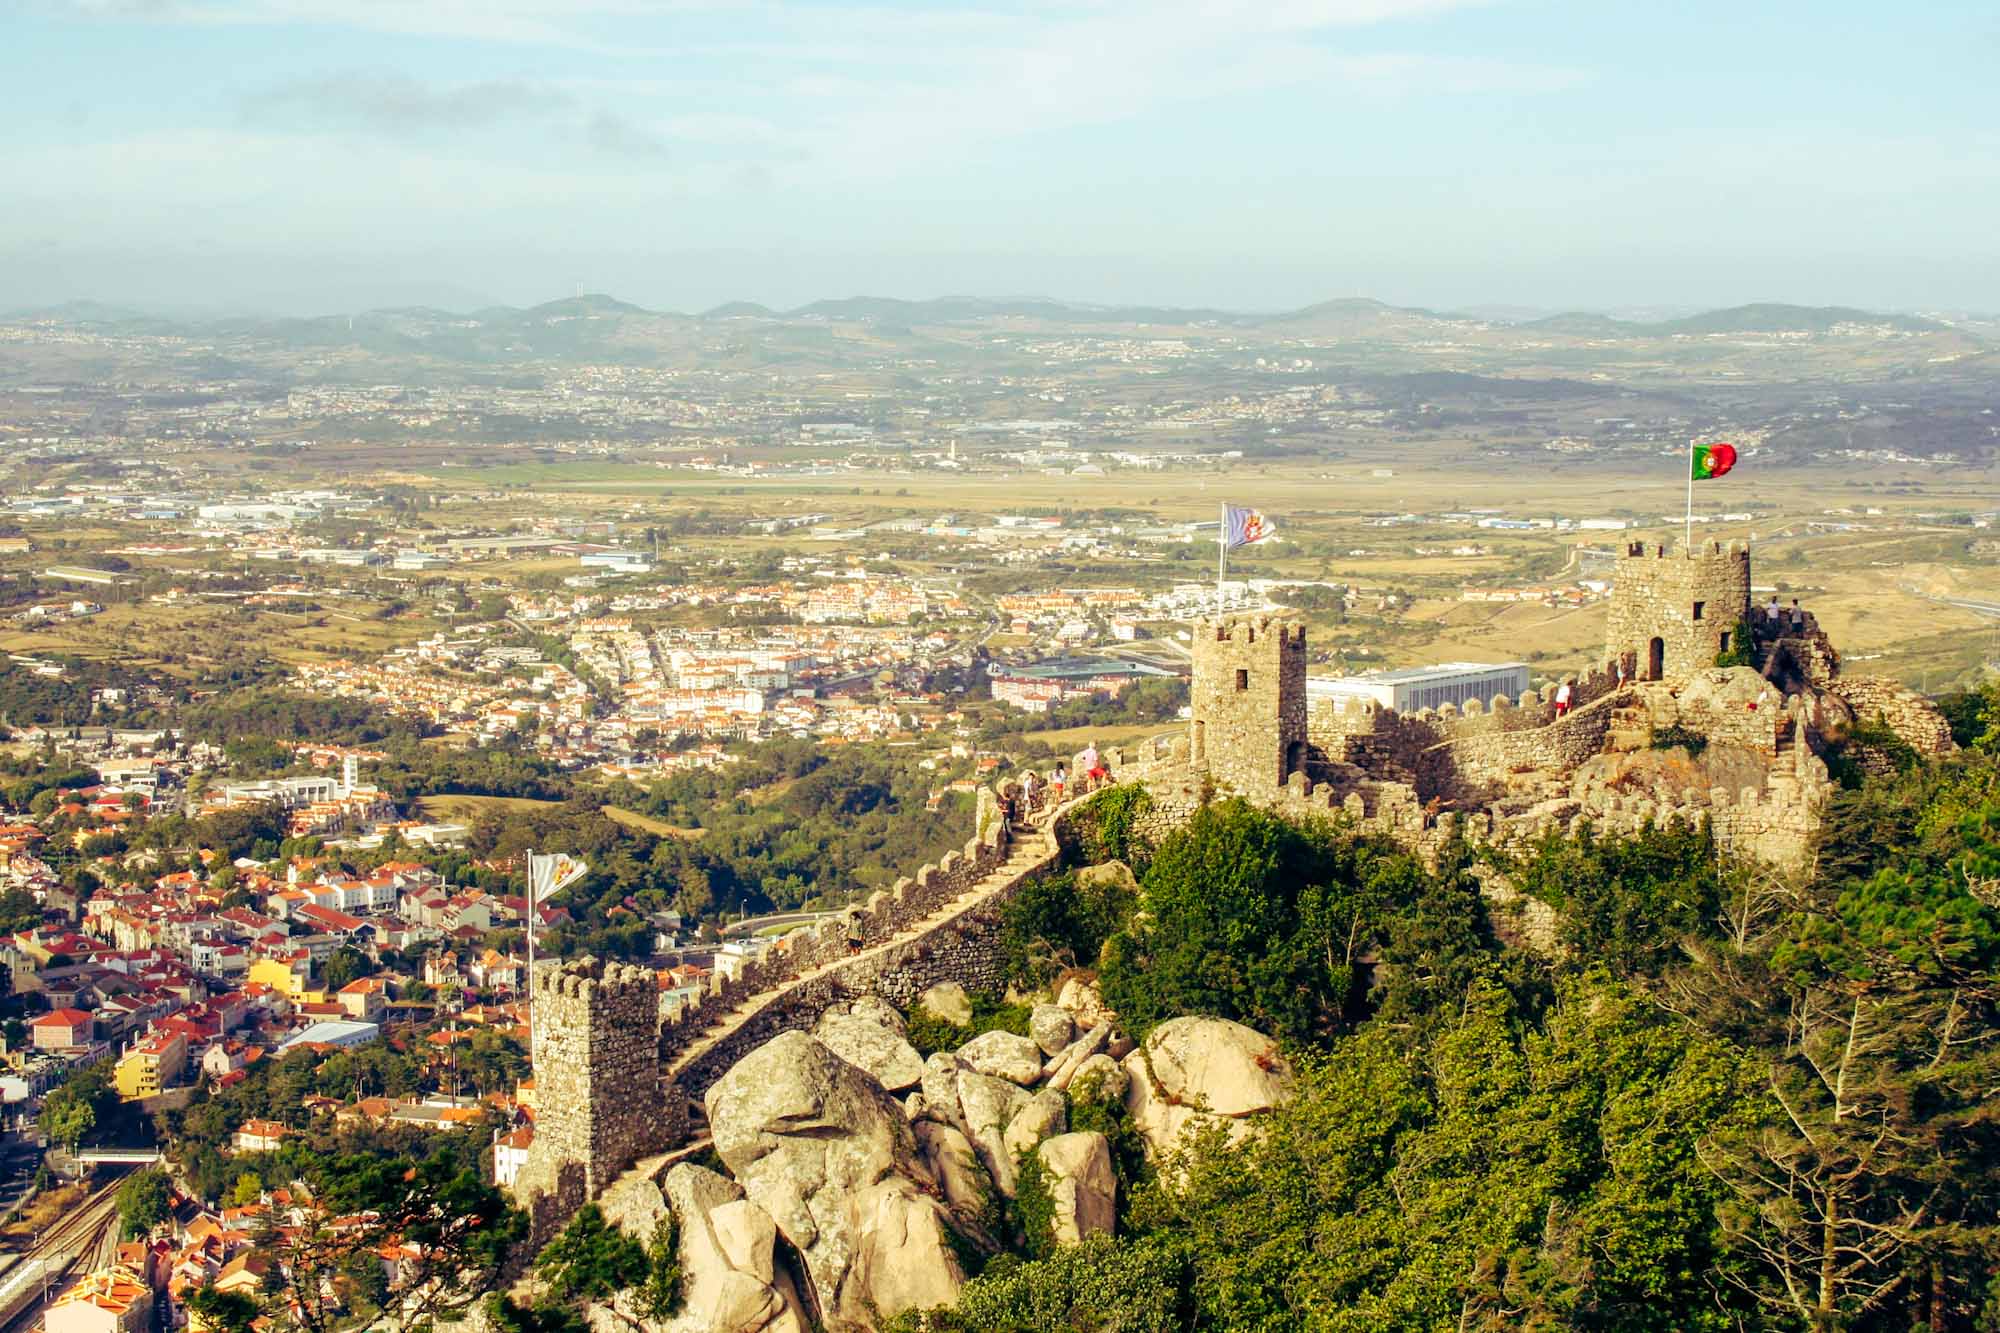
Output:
[1521, 303, 1949, 338]
[1252, 296, 1466, 337]
[521, 294, 656, 318]
[778, 295, 1243, 325]
[3, 292, 1974, 365]
[5, 299, 157, 325]
[1520, 312, 1637, 337]
[702, 301, 778, 319]
[1644, 303, 1946, 335]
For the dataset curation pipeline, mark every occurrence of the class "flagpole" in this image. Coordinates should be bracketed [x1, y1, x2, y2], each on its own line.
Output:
[1685, 443, 1694, 553]
[1217, 502, 1226, 617]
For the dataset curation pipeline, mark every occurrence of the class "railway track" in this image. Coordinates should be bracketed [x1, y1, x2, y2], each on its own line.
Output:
[0, 1177, 125, 1333]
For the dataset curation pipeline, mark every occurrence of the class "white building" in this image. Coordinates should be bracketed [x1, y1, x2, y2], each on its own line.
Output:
[1309, 662, 1530, 715]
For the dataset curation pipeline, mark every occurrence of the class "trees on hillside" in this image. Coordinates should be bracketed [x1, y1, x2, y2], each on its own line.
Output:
[903, 747, 2000, 1332]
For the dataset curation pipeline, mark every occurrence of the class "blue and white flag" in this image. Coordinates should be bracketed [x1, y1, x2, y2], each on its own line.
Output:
[1223, 505, 1275, 549]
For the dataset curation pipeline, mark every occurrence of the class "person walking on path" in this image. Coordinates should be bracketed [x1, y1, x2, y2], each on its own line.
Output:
[1554, 680, 1573, 718]
[1051, 764, 1067, 804]
[1020, 768, 1039, 817]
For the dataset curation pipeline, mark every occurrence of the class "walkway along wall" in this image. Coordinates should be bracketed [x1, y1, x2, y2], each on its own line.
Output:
[513, 779, 1086, 1241]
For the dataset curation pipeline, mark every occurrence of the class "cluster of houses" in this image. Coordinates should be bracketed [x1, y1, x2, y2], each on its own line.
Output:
[46, 1162, 462, 1333]
[3, 850, 570, 1108]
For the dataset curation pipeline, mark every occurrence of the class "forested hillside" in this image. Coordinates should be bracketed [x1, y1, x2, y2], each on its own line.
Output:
[900, 683, 2000, 1332]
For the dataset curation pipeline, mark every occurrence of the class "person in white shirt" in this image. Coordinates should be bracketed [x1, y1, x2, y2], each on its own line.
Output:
[1554, 680, 1573, 718]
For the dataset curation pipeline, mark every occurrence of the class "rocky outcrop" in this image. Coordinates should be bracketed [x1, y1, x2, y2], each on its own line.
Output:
[957, 1030, 1044, 1086]
[1041, 1023, 1111, 1093]
[813, 1009, 926, 1093]
[705, 1032, 965, 1331]
[954, 1069, 1030, 1197]
[913, 1120, 994, 1236]
[1055, 976, 1111, 1030]
[659, 1165, 811, 1333]
[1144, 1016, 1294, 1117]
[1067, 1052, 1127, 1102]
[1123, 1016, 1295, 1162]
[1034, 1132, 1116, 1245]
[1001, 1087, 1067, 1162]
[1029, 1004, 1074, 1056]
[917, 982, 973, 1027]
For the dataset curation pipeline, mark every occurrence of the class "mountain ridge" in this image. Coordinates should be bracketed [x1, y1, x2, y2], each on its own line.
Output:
[0, 294, 1967, 342]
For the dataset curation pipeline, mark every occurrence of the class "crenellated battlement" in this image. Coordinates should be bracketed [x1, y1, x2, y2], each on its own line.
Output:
[1617, 538, 1751, 562]
[1202, 615, 1308, 649]
[532, 956, 656, 1005]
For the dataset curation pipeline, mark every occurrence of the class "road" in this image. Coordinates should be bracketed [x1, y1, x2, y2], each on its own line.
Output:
[718, 910, 839, 940]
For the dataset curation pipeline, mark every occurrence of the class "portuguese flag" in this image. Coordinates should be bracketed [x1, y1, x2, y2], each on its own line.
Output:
[1691, 442, 1738, 480]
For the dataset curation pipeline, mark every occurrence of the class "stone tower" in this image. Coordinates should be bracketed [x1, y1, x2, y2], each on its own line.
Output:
[1604, 540, 1752, 682]
[514, 957, 662, 1212]
[1189, 614, 1307, 792]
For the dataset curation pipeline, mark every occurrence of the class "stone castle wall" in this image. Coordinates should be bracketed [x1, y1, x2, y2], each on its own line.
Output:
[654, 785, 1014, 1068]
[1838, 674, 1960, 757]
[1308, 657, 1632, 802]
[667, 891, 1023, 1101]
[1604, 541, 1751, 681]
[1189, 615, 1306, 792]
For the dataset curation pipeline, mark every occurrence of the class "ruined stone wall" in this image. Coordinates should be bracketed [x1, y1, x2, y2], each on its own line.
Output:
[667, 900, 1019, 1100]
[1189, 615, 1306, 793]
[1755, 618, 1840, 690]
[656, 786, 1014, 1069]
[1426, 696, 1617, 786]
[1838, 675, 1959, 757]
[654, 773, 1151, 1102]
[514, 958, 668, 1218]
[1604, 541, 1752, 681]
[1308, 658, 1631, 801]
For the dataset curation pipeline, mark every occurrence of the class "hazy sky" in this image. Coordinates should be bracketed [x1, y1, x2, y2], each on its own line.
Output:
[5, 0, 1997, 315]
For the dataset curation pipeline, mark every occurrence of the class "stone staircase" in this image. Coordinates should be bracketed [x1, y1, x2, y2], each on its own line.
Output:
[1606, 700, 1653, 752]
[658, 810, 1063, 1095]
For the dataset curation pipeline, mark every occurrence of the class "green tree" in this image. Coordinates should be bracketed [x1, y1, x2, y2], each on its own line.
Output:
[116, 1168, 174, 1239]
[1099, 799, 1415, 1044]
[184, 1286, 261, 1333]
[534, 1204, 679, 1331]
[322, 946, 369, 993]
[39, 1073, 105, 1153]
[261, 1151, 526, 1333]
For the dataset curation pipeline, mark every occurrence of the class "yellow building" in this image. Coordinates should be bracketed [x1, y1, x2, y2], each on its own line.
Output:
[245, 958, 326, 1005]
[114, 1030, 187, 1100]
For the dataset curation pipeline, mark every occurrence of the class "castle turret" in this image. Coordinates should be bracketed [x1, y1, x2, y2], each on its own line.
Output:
[514, 957, 662, 1211]
[1189, 615, 1307, 792]
[1605, 540, 1752, 682]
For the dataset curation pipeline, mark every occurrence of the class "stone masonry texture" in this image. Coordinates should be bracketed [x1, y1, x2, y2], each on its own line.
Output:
[1603, 540, 1751, 682]
[1188, 615, 1307, 793]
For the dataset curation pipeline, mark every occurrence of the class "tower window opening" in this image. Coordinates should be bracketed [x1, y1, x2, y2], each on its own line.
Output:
[1235, 669, 1249, 691]
[1693, 601, 1705, 621]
